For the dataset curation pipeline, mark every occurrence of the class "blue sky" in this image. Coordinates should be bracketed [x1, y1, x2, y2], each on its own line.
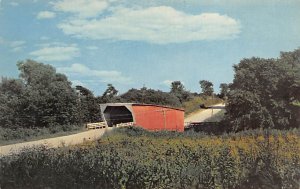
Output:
[0, 0, 299, 95]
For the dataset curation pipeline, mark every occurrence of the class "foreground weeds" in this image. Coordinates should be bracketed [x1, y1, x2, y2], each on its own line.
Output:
[0, 127, 299, 189]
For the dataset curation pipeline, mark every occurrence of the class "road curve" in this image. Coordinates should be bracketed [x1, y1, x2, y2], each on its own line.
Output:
[184, 103, 225, 123]
[0, 128, 112, 156]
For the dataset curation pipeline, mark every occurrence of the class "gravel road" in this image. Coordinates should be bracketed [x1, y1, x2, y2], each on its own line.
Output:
[184, 103, 225, 123]
[0, 127, 112, 156]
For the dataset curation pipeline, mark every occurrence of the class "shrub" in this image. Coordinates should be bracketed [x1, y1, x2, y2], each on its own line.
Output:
[0, 128, 299, 189]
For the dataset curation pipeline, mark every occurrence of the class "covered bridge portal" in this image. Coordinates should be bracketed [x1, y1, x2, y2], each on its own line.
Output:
[100, 103, 184, 132]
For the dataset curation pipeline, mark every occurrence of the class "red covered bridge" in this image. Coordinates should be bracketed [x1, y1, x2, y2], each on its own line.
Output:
[100, 103, 184, 132]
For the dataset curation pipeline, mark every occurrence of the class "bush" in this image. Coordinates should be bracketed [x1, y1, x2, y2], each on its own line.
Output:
[225, 49, 300, 131]
[0, 128, 299, 189]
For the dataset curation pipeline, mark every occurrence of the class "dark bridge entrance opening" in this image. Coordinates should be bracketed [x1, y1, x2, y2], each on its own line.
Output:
[103, 106, 133, 127]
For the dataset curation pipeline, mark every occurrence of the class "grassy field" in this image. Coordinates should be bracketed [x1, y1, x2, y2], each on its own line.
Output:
[1, 127, 299, 189]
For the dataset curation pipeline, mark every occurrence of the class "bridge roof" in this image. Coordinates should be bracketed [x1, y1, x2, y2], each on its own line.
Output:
[100, 103, 184, 111]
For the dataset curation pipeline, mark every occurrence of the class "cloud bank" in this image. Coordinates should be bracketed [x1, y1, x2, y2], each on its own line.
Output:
[30, 43, 80, 62]
[53, 0, 108, 18]
[10, 40, 26, 52]
[57, 6, 241, 44]
[37, 11, 56, 19]
[57, 63, 131, 84]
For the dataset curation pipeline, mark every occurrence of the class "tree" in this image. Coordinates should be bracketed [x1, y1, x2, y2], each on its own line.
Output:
[170, 81, 185, 94]
[76, 85, 101, 123]
[120, 87, 181, 107]
[225, 49, 300, 131]
[279, 49, 300, 127]
[0, 60, 79, 128]
[170, 81, 192, 103]
[219, 83, 229, 99]
[199, 80, 214, 96]
[0, 78, 24, 128]
[279, 49, 300, 101]
[99, 84, 119, 103]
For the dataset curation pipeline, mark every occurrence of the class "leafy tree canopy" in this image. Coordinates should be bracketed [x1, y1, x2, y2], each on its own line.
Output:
[225, 48, 300, 131]
[219, 83, 229, 99]
[170, 81, 192, 103]
[199, 80, 214, 96]
[99, 84, 119, 103]
[0, 60, 79, 128]
[120, 87, 181, 108]
[76, 85, 101, 123]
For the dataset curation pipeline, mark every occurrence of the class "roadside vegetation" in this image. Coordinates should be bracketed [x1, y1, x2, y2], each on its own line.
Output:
[203, 109, 226, 122]
[0, 47, 299, 189]
[0, 61, 99, 144]
[1, 127, 299, 189]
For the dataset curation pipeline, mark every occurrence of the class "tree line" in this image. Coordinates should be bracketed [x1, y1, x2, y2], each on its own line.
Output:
[224, 48, 300, 131]
[0, 60, 221, 130]
[1, 48, 299, 132]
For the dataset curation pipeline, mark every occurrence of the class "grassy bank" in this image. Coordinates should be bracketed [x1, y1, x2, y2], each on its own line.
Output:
[0, 124, 85, 146]
[1, 127, 299, 189]
[204, 109, 226, 122]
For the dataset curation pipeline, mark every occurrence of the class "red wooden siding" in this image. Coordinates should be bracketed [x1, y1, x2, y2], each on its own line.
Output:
[132, 105, 184, 132]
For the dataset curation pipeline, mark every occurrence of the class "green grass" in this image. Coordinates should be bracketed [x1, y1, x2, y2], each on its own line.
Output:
[292, 100, 300, 107]
[204, 109, 226, 122]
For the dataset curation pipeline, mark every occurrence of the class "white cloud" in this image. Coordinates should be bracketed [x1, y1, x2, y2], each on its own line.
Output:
[118, 0, 300, 7]
[161, 80, 173, 87]
[10, 2, 19, 6]
[0, 38, 26, 52]
[37, 11, 56, 19]
[57, 63, 131, 84]
[10, 41, 25, 47]
[30, 44, 80, 62]
[12, 46, 24, 52]
[53, 0, 109, 18]
[37, 42, 67, 47]
[10, 40, 26, 52]
[71, 80, 85, 87]
[86, 46, 99, 50]
[40, 36, 50, 40]
[58, 6, 241, 44]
